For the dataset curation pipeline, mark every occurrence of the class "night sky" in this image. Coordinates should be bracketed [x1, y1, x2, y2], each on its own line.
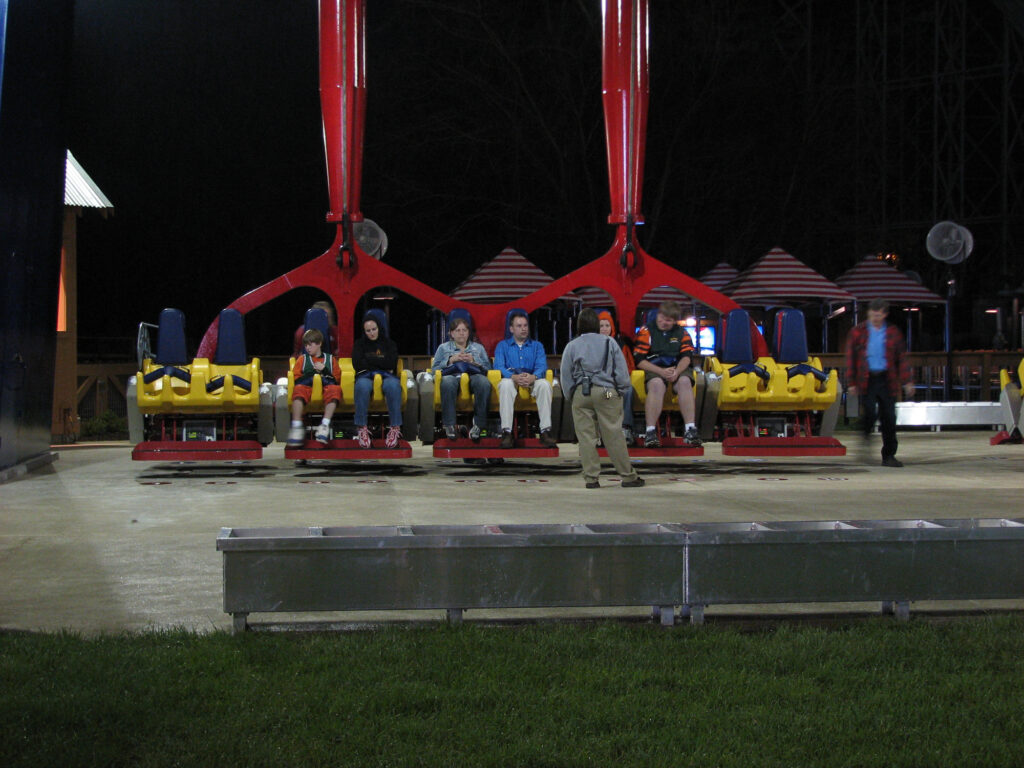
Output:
[67, 1, 1014, 356]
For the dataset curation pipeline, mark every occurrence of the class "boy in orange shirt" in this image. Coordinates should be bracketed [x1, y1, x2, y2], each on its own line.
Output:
[288, 328, 343, 446]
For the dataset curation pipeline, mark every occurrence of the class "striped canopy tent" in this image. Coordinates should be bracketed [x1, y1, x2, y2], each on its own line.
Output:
[834, 256, 945, 305]
[638, 284, 689, 307]
[835, 255, 947, 353]
[723, 247, 855, 307]
[574, 285, 615, 308]
[698, 261, 739, 292]
[451, 247, 578, 304]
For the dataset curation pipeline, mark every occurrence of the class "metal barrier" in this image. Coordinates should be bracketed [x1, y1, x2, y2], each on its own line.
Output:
[217, 519, 1024, 632]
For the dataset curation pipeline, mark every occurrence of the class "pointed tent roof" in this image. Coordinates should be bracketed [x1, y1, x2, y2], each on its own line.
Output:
[723, 246, 854, 306]
[64, 151, 113, 209]
[576, 283, 692, 309]
[574, 286, 615, 308]
[639, 285, 689, 306]
[451, 247, 578, 303]
[698, 261, 739, 292]
[835, 256, 945, 304]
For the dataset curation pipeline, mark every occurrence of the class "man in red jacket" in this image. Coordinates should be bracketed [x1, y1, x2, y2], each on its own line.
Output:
[845, 298, 916, 466]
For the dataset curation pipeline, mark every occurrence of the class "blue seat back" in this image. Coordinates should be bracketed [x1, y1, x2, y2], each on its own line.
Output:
[504, 308, 529, 339]
[302, 307, 331, 345]
[363, 307, 389, 338]
[214, 309, 248, 365]
[448, 307, 474, 334]
[774, 308, 809, 363]
[644, 308, 659, 329]
[156, 308, 188, 365]
[718, 309, 755, 364]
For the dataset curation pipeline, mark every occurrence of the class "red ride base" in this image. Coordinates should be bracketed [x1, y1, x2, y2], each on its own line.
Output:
[597, 437, 703, 458]
[990, 430, 1023, 445]
[132, 440, 263, 461]
[285, 438, 412, 460]
[433, 437, 559, 459]
[721, 436, 846, 457]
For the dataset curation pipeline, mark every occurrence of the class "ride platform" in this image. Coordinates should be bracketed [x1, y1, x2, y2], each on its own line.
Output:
[721, 436, 846, 457]
[432, 437, 559, 460]
[598, 437, 704, 458]
[285, 439, 413, 461]
[131, 440, 264, 461]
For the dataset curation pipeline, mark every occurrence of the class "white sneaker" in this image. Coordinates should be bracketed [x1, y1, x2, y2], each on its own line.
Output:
[287, 424, 305, 447]
[385, 425, 402, 449]
[357, 426, 372, 449]
[469, 424, 481, 441]
[314, 423, 331, 445]
[444, 424, 457, 441]
[622, 426, 635, 446]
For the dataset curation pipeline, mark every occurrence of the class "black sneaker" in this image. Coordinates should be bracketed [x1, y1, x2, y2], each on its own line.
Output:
[585, 481, 600, 489]
[881, 456, 904, 467]
[621, 477, 645, 488]
[684, 426, 702, 446]
[643, 431, 661, 448]
[499, 430, 514, 449]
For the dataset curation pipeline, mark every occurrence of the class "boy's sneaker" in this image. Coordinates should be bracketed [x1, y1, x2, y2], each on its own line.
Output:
[356, 426, 372, 449]
[622, 426, 635, 446]
[684, 426, 702, 446]
[287, 424, 305, 447]
[469, 424, 482, 441]
[643, 430, 661, 448]
[499, 430, 514, 449]
[314, 423, 332, 445]
[385, 425, 402, 449]
[443, 424, 457, 441]
[538, 430, 558, 448]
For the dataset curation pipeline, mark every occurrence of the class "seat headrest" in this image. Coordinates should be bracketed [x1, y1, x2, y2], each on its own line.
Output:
[718, 308, 754, 364]
[774, 308, 810, 363]
[504, 308, 529, 339]
[155, 308, 188, 365]
[214, 309, 247, 365]
[303, 307, 331, 338]
[448, 307, 474, 331]
[363, 307, 389, 338]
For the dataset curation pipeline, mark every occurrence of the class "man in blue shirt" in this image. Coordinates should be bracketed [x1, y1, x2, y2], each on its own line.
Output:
[492, 311, 557, 448]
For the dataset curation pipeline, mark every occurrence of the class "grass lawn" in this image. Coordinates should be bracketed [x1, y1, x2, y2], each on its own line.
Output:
[3, 616, 1024, 767]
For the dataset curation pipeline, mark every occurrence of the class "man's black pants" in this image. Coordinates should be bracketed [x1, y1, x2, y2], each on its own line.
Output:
[862, 371, 897, 458]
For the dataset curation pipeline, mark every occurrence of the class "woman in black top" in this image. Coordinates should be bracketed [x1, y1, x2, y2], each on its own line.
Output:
[352, 310, 403, 448]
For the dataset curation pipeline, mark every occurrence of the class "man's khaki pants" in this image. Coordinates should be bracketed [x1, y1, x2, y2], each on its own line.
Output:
[571, 386, 639, 485]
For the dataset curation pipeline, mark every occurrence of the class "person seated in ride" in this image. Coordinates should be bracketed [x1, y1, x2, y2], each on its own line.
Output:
[492, 310, 557, 449]
[288, 328, 342, 447]
[431, 315, 491, 441]
[293, 300, 338, 356]
[352, 310, 403, 449]
[598, 310, 636, 446]
[633, 300, 700, 447]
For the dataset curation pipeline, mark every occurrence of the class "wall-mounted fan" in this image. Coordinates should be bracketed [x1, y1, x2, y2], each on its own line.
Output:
[354, 218, 389, 260]
[926, 221, 974, 265]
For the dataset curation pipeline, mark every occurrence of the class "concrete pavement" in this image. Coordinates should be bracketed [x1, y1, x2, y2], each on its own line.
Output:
[1, 430, 1022, 634]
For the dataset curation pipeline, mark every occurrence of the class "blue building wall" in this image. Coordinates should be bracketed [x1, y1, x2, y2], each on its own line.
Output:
[0, 0, 75, 469]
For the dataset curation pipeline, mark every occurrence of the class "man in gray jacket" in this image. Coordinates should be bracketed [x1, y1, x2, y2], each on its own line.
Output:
[560, 309, 644, 489]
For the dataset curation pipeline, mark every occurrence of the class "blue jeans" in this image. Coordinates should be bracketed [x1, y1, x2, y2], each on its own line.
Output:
[622, 387, 634, 427]
[353, 375, 403, 427]
[440, 373, 491, 429]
